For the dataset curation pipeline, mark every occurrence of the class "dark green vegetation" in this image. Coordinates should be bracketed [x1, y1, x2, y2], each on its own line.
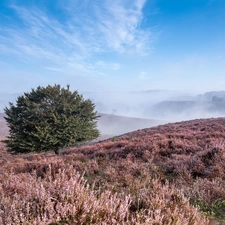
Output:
[3, 85, 100, 154]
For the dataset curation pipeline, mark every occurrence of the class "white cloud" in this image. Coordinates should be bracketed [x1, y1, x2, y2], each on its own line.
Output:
[94, 0, 150, 54]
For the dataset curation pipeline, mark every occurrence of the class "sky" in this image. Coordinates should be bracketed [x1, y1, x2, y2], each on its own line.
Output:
[0, 0, 225, 94]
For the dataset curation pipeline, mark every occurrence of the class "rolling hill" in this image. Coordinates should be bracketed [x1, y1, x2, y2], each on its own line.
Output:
[0, 114, 225, 224]
[97, 113, 167, 136]
[150, 100, 225, 120]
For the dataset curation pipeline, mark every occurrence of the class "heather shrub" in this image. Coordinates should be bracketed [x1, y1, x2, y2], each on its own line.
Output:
[123, 175, 208, 225]
[3, 84, 100, 154]
[0, 165, 208, 225]
[0, 166, 131, 225]
[2, 116, 225, 224]
[186, 178, 225, 220]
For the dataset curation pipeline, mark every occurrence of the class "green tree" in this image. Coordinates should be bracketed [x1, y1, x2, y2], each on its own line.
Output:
[3, 84, 100, 154]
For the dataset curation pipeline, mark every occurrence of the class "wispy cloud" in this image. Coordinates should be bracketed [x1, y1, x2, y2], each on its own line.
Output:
[94, 0, 150, 54]
[0, 0, 152, 79]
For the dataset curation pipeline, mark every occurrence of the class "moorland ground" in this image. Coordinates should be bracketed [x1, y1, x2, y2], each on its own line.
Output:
[0, 113, 225, 224]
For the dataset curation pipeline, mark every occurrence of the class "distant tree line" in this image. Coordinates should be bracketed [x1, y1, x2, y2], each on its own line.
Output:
[212, 96, 225, 102]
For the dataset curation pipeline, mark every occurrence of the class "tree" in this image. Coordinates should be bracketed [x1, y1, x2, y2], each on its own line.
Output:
[212, 96, 225, 102]
[3, 84, 100, 154]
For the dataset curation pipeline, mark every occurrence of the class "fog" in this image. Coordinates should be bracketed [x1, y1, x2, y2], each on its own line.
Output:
[82, 90, 185, 119]
[1, 90, 225, 136]
[82, 90, 225, 121]
[83, 90, 225, 136]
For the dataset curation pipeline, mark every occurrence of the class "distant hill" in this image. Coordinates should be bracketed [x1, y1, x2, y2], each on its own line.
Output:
[150, 100, 225, 120]
[198, 91, 225, 101]
[97, 113, 167, 135]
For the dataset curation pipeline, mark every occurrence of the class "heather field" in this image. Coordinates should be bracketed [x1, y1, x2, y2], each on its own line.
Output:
[1, 114, 225, 224]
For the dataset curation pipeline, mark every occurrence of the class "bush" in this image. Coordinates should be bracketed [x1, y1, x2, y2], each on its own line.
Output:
[3, 84, 100, 154]
[0, 166, 208, 225]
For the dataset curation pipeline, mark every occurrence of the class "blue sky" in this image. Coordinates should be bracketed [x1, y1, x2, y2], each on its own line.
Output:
[0, 0, 225, 94]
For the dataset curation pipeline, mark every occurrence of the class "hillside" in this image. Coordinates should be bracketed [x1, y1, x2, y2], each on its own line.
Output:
[150, 100, 225, 120]
[65, 117, 225, 182]
[1, 116, 225, 224]
[97, 113, 166, 135]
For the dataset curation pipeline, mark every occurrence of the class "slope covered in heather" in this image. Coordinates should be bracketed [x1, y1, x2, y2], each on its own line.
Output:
[1, 116, 225, 224]
[66, 117, 225, 181]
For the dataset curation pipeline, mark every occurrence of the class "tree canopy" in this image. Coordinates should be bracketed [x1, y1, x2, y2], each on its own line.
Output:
[3, 84, 100, 154]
